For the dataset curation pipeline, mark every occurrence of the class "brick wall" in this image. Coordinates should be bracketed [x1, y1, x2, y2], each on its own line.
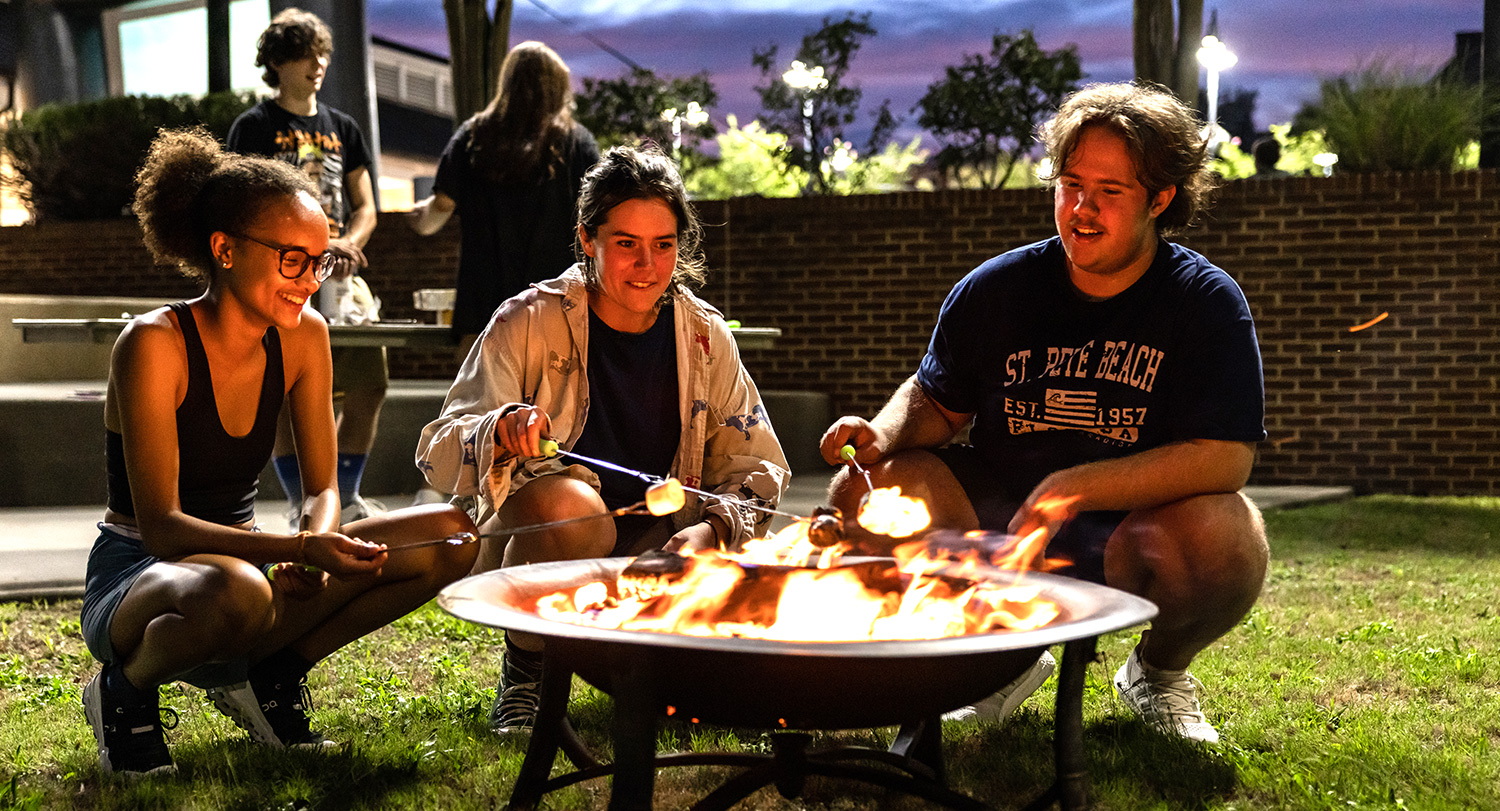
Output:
[2, 170, 1496, 495]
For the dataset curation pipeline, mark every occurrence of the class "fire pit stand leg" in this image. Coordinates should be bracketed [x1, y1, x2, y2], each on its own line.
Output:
[889, 716, 946, 783]
[1022, 635, 1097, 811]
[607, 655, 660, 811]
[508, 652, 579, 811]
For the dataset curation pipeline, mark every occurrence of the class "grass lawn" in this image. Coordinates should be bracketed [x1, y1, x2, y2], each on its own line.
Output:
[2, 495, 1496, 810]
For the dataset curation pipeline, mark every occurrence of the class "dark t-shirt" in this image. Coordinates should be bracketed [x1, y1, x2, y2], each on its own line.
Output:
[572, 303, 680, 509]
[227, 98, 372, 236]
[917, 237, 1265, 500]
[433, 120, 599, 335]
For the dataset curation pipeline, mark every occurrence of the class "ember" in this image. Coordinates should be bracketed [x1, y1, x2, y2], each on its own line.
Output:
[525, 487, 1066, 642]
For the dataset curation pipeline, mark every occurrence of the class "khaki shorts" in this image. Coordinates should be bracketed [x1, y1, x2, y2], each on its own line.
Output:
[331, 346, 389, 395]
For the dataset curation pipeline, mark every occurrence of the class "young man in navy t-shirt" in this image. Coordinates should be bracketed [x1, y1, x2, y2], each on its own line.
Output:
[822, 83, 1268, 745]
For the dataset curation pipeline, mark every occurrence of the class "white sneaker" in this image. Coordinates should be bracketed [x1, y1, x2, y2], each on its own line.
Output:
[411, 486, 450, 506]
[1113, 646, 1220, 744]
[340, 495, 386, 524]
[943, 649, 1056, 723]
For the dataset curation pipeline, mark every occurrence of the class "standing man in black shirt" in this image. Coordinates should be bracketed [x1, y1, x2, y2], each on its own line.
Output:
[229, 7, 387, 527]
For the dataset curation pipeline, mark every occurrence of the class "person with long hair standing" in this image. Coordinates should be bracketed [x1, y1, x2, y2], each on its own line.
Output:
[81, 128, 477, 776]
[411, 40, 600, 356]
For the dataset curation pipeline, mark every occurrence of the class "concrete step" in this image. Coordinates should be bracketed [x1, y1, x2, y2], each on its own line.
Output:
[0, 381, 832, 508]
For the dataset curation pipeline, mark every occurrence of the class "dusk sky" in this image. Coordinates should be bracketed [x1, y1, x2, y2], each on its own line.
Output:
[366, 0, 1480, 146]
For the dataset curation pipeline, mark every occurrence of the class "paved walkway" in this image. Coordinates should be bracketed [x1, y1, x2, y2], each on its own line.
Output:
[0, 479, 1352, 602]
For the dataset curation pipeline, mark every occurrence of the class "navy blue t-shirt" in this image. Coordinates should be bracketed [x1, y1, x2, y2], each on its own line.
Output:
[572, 303, 681, 509]
[917, 237, 1265, 500]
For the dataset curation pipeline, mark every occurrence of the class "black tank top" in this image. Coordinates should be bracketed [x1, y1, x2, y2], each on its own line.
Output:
[106, 302, 285, 525]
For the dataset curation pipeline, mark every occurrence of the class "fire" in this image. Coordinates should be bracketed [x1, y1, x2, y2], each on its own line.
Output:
[856, 486, 930, 538]
[528, 490, 1070, 642]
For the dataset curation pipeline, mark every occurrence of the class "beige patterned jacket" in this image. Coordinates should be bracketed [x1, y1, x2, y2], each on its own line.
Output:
[416, 265, 790, 544]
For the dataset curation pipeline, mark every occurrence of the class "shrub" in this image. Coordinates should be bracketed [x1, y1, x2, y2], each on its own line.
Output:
[1295, 64, 1480, 172]
[1, 91, 256, 221]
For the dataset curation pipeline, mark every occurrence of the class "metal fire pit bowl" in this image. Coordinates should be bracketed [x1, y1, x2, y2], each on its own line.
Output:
[440, 556, 1156, 811]
[441, 557, 1154, 730]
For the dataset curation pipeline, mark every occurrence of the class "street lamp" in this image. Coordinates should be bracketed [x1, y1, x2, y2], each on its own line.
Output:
[660, 101, 709, 156]
[825, 139, 856, 174]
[1313, 152, 1339, 177]
[1196, 17, 1236, 148]
[782, 60, 828, 161]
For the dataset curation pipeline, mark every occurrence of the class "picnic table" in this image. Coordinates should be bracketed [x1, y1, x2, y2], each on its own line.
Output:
[12, 318, 782, 350]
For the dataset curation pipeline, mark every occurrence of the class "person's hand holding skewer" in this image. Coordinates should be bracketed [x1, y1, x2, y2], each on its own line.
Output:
[297, 530, 388, 579]
[266, 561, 326, 599]
[819, 416, 887, 468]
[492, 404, 553, 459]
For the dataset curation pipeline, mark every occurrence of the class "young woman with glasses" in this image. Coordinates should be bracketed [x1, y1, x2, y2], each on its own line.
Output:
[80, 128, 478, 776]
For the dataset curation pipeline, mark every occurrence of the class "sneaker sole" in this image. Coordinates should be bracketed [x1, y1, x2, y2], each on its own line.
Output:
[207, 682, 337, 749]
[944, 650, 1056, 724]
[1112, 660, 1220, 744]
[207, 682, 284, 747]
[490, 723, 535, 741]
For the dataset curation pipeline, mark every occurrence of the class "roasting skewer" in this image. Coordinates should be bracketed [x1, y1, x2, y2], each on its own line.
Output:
[839, 444, 875, 497]
[538, 439, 807, 523]
[395, 441, 825, 554]
[385, 485, 681, 553]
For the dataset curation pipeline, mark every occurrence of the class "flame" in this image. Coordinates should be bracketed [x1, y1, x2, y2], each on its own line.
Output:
[856, 486, 931, 538]
[528, 491, 1070, 642]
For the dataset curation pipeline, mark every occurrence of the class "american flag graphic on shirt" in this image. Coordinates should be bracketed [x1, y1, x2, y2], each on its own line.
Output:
[1044, 389, 1098, 427]
[1007, 388, 1140, 446]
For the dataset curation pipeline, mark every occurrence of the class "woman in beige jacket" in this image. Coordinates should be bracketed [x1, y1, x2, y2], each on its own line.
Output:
[416, 145, 789, 736]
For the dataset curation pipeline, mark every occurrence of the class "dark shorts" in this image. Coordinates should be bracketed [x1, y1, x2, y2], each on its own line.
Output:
[331, 345, 389, 394]
[81, 524, 250, 688]
[611, 514, 675, 557]
[930, 445, 1126, 585]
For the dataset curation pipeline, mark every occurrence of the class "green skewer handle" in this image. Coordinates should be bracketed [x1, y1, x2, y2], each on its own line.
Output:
[540, 438, 560, 457]
[840, 444, 857, 462]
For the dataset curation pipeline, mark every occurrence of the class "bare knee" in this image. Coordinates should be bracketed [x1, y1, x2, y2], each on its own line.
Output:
[175, 558, 275, 655]
[407, 503, 480, 584]
[501, 476, 612, 564]
[1108, 493, 1267, 610]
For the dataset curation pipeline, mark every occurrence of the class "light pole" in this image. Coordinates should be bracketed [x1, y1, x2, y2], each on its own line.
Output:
[660, 101, 709, 157]
[1196, 14, 1237, 149]
[826, 139, 856, 174]
[782, 60, 828, 181]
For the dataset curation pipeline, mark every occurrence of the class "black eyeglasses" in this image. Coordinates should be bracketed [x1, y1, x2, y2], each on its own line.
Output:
[227, 231, 337, 282]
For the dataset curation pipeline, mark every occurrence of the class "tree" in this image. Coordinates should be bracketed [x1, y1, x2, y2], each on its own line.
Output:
[750, 12, 888, 194]
[1133, 0, 1202, 102]
[574, 68, 719, 161]
[443, 0, 511, 124]
[683, 116, 928, 200]
[1210, 123, 1331, 179]
[685, 116, 806, 200]
[915, 30, 1082, 189]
